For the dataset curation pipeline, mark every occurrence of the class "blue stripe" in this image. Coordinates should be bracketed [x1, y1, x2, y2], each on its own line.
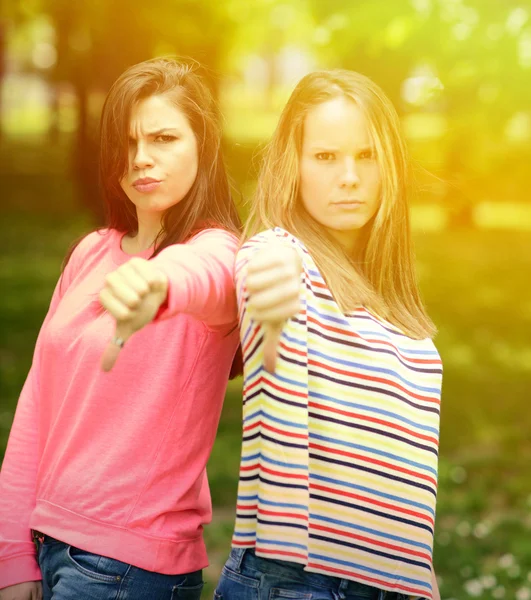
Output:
[241, 452, 260, 463]
[256, 537, 307, 550]
[244, 410, 307, 429]
[308, 347, 440, 395]
[237, 494, 258, 501]
[258, 498, 308, 510]
[311, 514, 432, 552]
[308, 553, 430, 588]
[309, 431, 437, 477]
[356, 331, 439, 355]
[261, 453, 308, 471]
[309, 473, 435, 516]
[241, 320, 258, 346]
[280, 331, 307, 349]
[308, 392, 439, 437]
[233, 531, 256, 537]
[240, 451, 308, 470]
[305, 306, 438, 357]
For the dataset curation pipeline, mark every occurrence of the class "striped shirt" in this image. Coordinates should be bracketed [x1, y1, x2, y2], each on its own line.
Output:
[232, 228, 443, 600]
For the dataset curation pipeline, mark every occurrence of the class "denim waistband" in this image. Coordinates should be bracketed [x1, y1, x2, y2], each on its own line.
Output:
[227, 547, 410, 600]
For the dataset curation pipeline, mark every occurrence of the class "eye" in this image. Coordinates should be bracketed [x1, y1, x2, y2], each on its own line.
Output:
[358, 149, 375, 160]
[155, 134, 178, 143]
[315, 152, 335, 161]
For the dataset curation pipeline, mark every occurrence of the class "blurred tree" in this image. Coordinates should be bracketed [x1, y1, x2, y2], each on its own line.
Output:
[3, 0, 239, 222]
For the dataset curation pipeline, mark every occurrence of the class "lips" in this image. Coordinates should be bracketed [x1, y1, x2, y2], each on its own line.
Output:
[133, 178, 162, 193]
[332, 200, 364, 208]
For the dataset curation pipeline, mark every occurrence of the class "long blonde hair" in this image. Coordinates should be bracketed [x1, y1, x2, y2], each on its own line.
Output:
[245, 69, 436, 339]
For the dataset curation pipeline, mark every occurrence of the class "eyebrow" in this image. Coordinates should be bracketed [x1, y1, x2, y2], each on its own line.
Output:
[309, 145, 375, 153]
[128, 128, 180, 139]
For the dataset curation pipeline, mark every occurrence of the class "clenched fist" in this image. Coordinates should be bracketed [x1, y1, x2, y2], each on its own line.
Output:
[245, 244, 302, 373]
[99, 257, 168, 372]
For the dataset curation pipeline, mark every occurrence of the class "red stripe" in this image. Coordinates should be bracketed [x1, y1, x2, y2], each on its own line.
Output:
[256, 548, 307, 561]
[243, 324, 261, 355]
[243, 376, 262, 395]
[306, 562, 429, 598]
[311, 483, 434, 525]
[239, 463, 259, 472]
[264, 379, 307, 399]
[308, 358, 440, 404]
[243, 421, 260, 433]
[307, 314, 441, 366]
[309, 401, 439, 444]
[259, 509, 308, 521]
[310, 523, 432, 560]
[261, 421, 307, 440]
[277, 339, 306, 357]
[309, 442, 437, 487]
[260, 464, 308, 481]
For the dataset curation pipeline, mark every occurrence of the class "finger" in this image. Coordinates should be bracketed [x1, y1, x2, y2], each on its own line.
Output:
[35, 582, 43, 600]
[246, 251, 287, 274]
[246, 265, 298, 294]
[263, 323, 283, 374]
[103, 272, 142, 309]
[249, 282, 300, 311]
[99, 288, 132, 320]
[117, 263, 150, 296]
[129, 259, 168, 292]
[247, 246, 301, 276]
[101, 323, 131, 372]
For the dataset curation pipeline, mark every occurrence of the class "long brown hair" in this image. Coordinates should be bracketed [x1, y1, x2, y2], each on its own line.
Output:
[64, 57, 243, 375]
[100, 57, 241, 250]
[246, 69, 436, 339]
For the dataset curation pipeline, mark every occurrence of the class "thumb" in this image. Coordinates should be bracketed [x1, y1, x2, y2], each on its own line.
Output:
[263, 322, 283, 374]
[101, 323, 132, 373]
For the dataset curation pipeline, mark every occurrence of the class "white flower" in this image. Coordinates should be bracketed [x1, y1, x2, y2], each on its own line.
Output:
[480, 574, 496, 589]
[516, 587, 531, 600]
[498, 553, 515, 569]
[464, 579, 483, 597]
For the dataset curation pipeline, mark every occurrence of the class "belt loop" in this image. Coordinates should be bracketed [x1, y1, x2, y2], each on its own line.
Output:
[337, 579, 348, 599]
[229, 547, 246, 573]
[377, 591, 386, 600]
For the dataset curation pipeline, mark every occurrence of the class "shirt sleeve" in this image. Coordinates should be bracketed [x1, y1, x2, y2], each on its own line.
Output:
[0, 268, 75, 588]
[152, 228, 239, 329]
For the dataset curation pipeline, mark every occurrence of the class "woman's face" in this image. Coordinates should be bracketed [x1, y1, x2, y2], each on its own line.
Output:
[299, 96, 382, 252]
[120, 94, 199, 216]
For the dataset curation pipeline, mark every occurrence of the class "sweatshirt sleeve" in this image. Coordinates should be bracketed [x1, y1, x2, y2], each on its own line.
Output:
[0, 238, 85, 589]
[152, 228, 239, 329]
[0, 278, 67, 588]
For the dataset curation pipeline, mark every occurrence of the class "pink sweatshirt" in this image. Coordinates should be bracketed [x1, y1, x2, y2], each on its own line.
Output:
[0, 227, 240, 589]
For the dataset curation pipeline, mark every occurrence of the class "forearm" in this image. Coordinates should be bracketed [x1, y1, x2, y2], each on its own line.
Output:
[154, 229, 238, 327]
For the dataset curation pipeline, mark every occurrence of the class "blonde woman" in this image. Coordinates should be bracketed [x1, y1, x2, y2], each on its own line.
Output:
[215, 70, 442, 600]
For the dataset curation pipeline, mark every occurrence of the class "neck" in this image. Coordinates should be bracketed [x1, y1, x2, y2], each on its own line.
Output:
[125, 211, 163, 253]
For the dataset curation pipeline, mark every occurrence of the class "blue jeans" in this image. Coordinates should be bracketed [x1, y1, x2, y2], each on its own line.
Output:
[36, 533, 203, 600]
[214, 548, 412, 600]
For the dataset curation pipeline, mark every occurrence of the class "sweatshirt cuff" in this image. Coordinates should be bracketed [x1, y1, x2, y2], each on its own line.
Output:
[0, 554, 42, 589]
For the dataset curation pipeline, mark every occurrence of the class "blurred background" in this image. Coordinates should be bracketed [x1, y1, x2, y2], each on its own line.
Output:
[1, 0, 530, 598]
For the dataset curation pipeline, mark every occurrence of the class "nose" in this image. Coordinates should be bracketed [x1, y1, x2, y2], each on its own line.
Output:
[131, 141, 154, 171]
[339, 156, 360, 188]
